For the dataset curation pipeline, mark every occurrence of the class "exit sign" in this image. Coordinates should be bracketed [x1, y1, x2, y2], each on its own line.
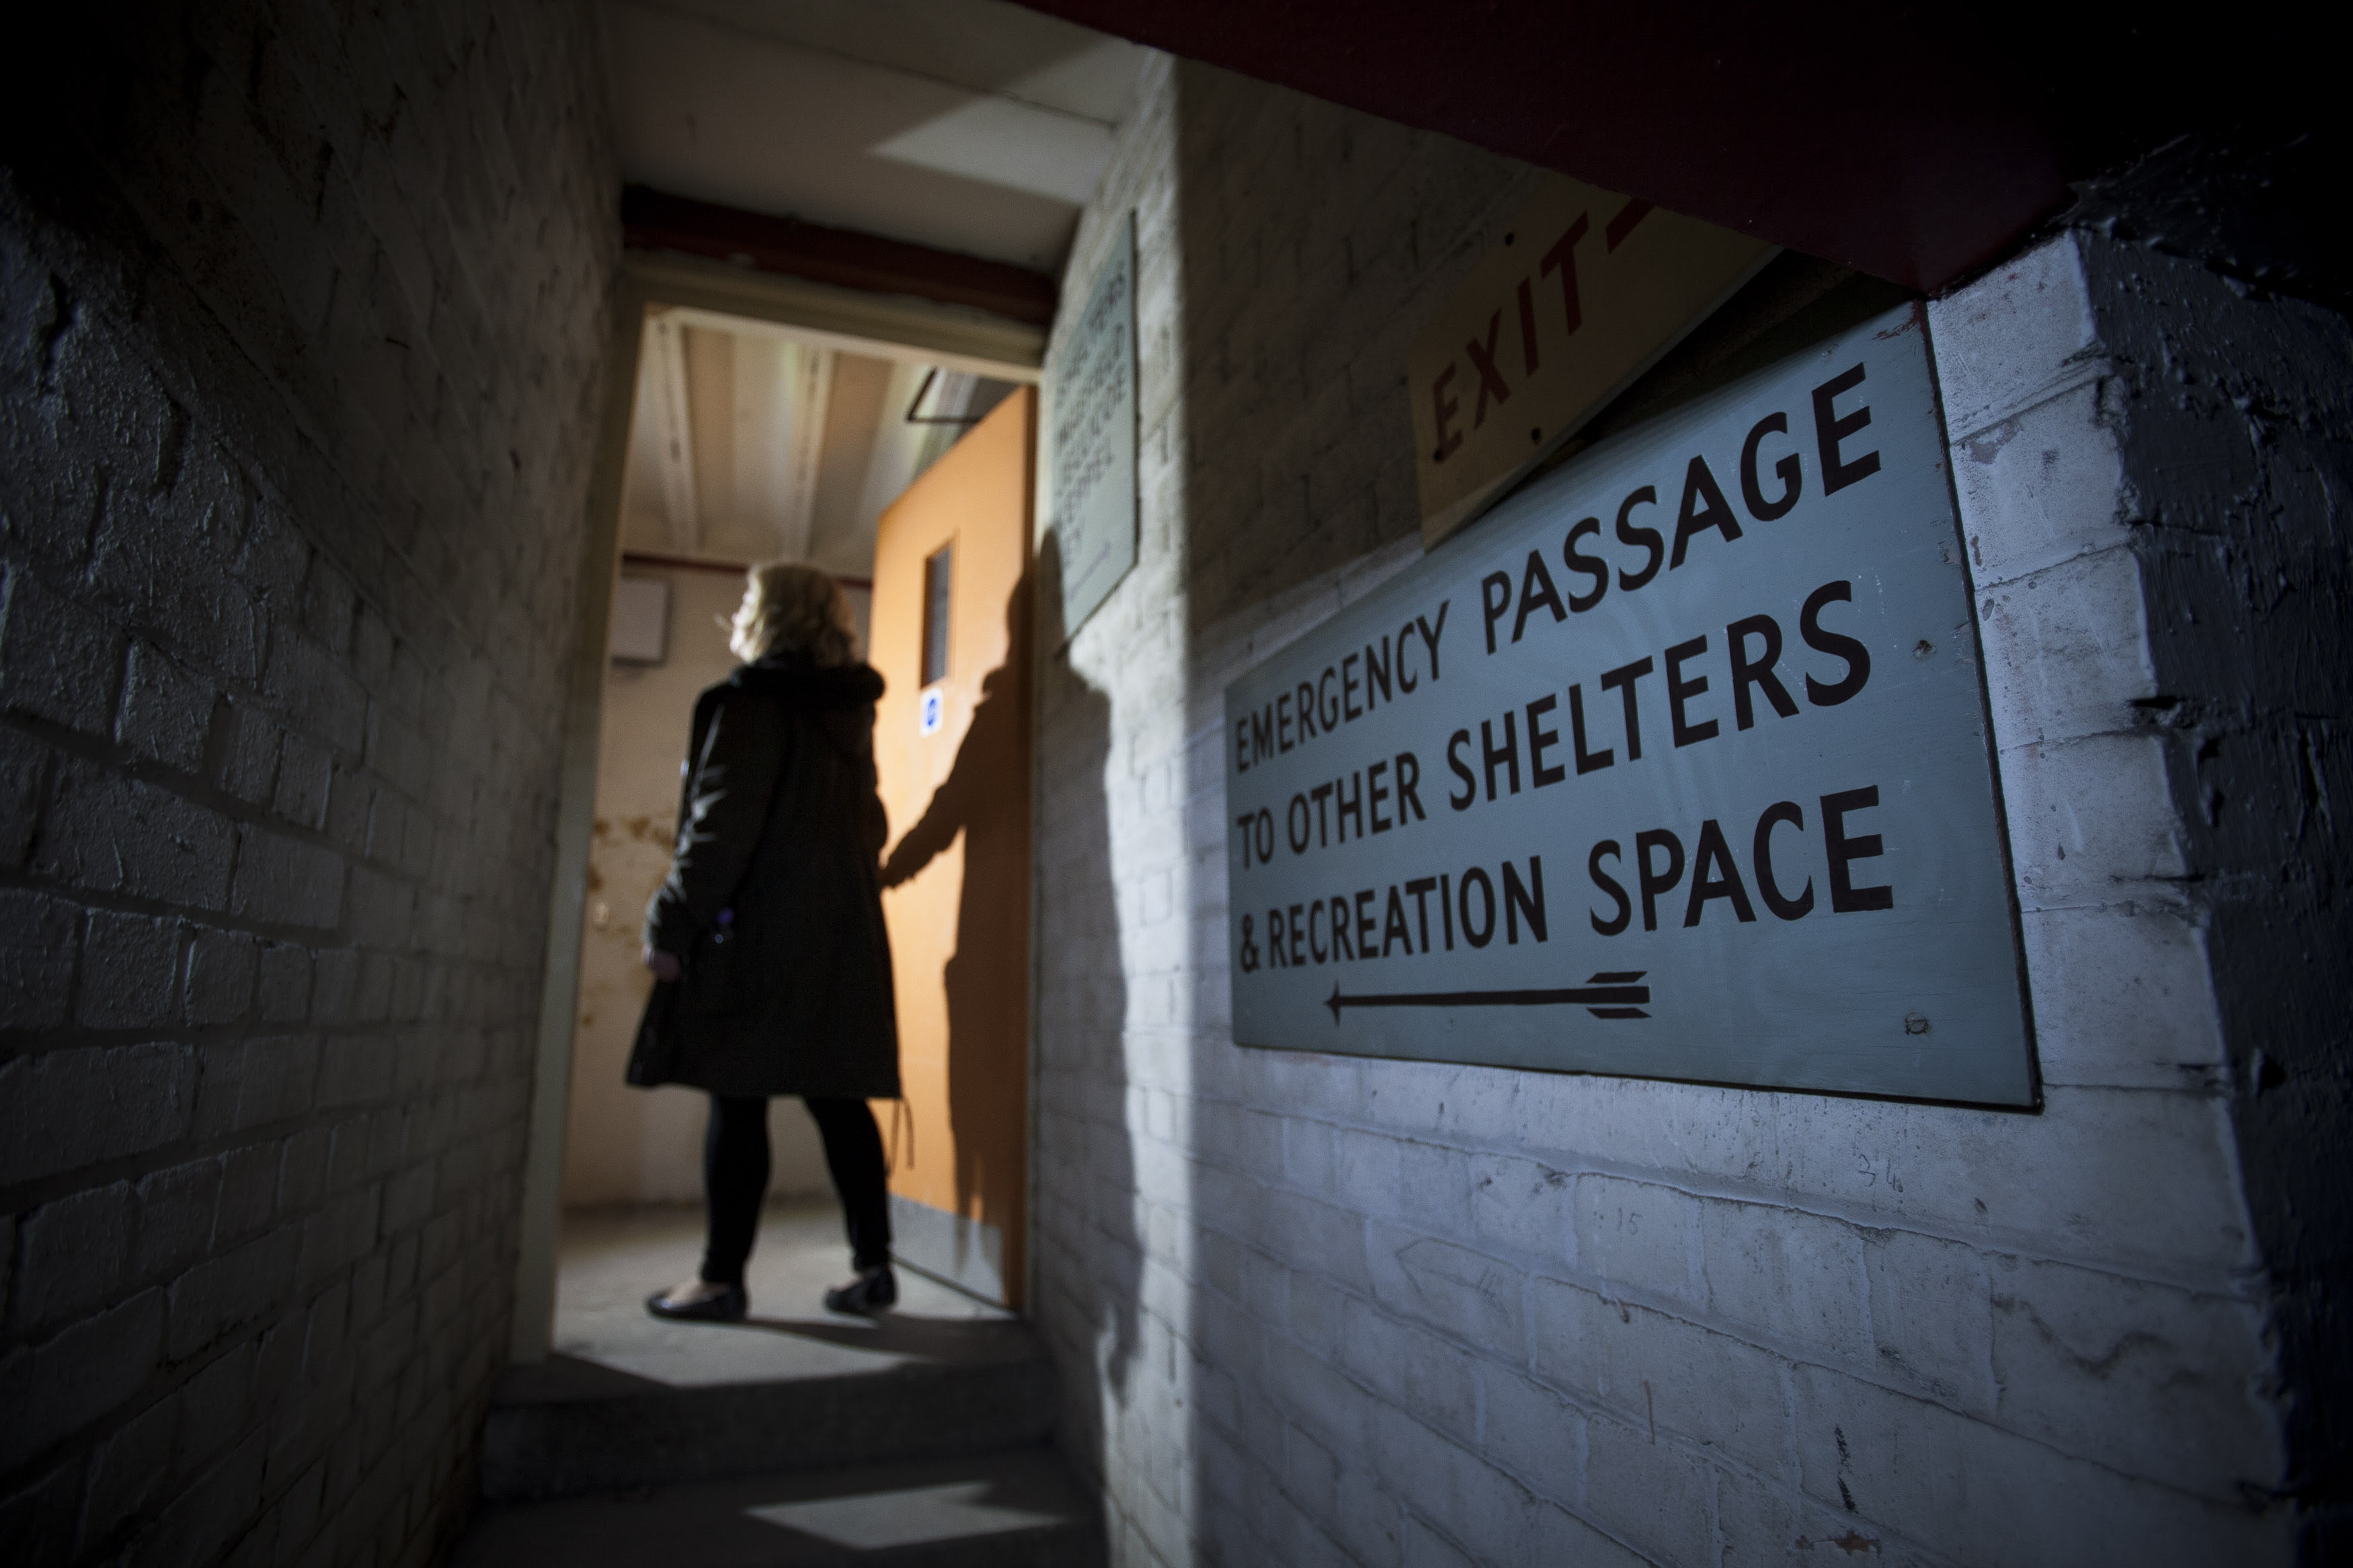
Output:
[1410, 175, 1775, 547]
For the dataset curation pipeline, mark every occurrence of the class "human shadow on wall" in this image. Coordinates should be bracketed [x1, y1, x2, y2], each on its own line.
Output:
[879, 575, 1036, 1292]
[1025, 534, 1143, 1428]
[1165, 63, 1527, 1560]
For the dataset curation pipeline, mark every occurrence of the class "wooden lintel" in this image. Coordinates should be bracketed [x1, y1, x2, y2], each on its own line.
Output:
[621, 185, 1059, 329]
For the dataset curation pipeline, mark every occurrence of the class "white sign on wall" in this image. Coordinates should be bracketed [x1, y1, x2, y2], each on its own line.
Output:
[1047, 211, 1138, 636]
[1224, 305, 2036, 1106]
[608, 575, 671, 665]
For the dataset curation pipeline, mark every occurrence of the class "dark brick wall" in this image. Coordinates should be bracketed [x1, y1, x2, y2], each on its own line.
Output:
[0, 4, 615, 1563]
[2075, 232, 2353, 1556]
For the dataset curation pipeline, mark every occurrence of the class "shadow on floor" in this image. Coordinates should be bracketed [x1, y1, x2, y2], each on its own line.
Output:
[731, 1313, 1039, 1362]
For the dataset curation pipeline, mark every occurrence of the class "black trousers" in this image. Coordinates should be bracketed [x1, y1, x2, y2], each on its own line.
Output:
[701, 1096, 892, 1285]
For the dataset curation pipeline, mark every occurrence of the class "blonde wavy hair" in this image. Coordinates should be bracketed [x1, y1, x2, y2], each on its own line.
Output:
[728, 561, 858, 666]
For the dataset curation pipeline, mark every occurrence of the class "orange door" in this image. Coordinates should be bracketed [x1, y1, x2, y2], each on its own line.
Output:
[869, 388, 1033, 1307]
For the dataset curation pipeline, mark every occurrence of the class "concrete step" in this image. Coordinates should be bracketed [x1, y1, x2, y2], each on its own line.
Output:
[453, 1448, 1106, 1567]
[482, 1317, 1060, 1501]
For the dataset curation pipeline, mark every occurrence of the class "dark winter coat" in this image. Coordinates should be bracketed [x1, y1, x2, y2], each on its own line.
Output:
[626, 654, 900, 1100]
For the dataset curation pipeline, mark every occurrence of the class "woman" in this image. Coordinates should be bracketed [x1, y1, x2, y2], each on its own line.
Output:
[627, 562, 900, 1320]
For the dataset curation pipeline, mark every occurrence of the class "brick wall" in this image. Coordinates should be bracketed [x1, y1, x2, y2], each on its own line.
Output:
[0, 5, 614, 1564]
[1034, 57, 2323, 1567]
[2040, 233, 2353, 1546]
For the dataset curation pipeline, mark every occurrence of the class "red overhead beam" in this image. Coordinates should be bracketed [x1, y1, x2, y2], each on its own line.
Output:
[622, 185, 1060, 327]
[1012, 2, 2202, 293]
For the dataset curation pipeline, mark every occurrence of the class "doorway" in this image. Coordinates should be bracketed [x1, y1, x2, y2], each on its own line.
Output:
[510, 258, 1041, 1357]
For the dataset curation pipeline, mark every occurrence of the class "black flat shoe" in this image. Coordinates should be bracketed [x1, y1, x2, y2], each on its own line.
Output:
[824, 1266, 897, 1316]
[645, 1282, 747, 1322]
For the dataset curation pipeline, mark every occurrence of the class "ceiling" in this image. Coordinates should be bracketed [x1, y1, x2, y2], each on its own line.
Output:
[619, 313, 1016, 579]
[598, 0, 1152, 272]
[1009, 1, 2324, 294]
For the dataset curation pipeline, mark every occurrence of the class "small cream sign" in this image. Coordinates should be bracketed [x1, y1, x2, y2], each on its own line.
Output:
[1410, 175, 1776, 547]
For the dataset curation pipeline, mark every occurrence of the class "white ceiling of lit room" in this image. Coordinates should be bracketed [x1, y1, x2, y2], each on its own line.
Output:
[616, 313, 1017, 577]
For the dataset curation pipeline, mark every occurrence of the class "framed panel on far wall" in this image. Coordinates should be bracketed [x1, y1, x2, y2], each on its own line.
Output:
[1045, 210, 1138, 639]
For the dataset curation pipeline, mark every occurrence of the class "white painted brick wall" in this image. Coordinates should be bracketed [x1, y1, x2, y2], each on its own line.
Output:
[0, 3, 614, 1564]
[1035, 58, 2295, 1568]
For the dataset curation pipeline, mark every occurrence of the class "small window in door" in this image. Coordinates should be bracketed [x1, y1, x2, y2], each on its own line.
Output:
[921, 544, 953, 688]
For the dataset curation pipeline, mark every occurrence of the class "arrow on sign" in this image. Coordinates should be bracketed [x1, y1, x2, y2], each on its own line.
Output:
[1324, 972, 1651, 1024]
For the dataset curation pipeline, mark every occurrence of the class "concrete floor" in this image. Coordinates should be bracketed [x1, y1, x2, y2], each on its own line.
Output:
[545, 1200, 1016, 1389]
[458, 1203, 1097, 1562]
